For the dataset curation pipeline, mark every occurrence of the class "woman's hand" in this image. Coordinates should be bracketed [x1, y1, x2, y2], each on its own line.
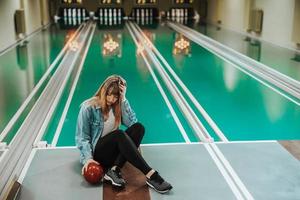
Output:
[81, 159, 100, 175]
[119, 84, 127, 101]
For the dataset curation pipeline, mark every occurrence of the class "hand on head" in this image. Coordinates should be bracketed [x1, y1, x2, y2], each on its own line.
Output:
[101, 75, 127, 102]
[119, 83, 127, 101]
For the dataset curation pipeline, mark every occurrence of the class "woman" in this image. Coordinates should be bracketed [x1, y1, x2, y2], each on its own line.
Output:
[75, 75, 172, 194]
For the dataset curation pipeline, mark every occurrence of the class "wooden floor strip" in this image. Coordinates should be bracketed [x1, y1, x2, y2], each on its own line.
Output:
[279, 140, 300, 160]
[103, 163, 151, 200]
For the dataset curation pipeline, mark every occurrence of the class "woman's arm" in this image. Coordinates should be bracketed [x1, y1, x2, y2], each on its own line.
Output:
[121, 99, 138, 127]
[75, 103, 93, 165]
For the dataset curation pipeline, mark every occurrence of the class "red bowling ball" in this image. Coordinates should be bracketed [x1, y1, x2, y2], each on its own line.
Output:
[83, 163, 104, 184]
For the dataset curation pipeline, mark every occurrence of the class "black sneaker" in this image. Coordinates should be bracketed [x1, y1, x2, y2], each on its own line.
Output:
[104, 167, 126, 188]
[146, 171, 173, 194]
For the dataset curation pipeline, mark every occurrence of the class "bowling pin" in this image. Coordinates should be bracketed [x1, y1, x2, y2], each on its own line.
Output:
[113, 9, 116, 18]
[185, 9, 188, 17]
[77, 8, 81, 17]
[141, 9, 144, 17]
[104, 9, 107, 17]
[83, 9, 86, 18]
[73, 8, 76, 18]
[64, 8, 67, 17]
[100, 9, 103, 17]
[109, 9, 112, 18]
[118, 9, 121, 18]
[150, 9, 153, 17]
[136, 9, 139, 18]
[145, 9, 149, 17]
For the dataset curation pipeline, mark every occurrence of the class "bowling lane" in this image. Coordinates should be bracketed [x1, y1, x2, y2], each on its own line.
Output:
[191, 23, 300, 81]
[45, 24, 194, 146]
[0, 24, 73, 143]
[143, 22, 300, 141]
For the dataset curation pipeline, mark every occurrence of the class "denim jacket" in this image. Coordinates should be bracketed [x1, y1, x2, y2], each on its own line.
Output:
[75, 99, 137, 165]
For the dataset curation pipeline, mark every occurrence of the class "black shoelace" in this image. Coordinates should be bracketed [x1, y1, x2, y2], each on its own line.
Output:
[113, 168, 123, 179]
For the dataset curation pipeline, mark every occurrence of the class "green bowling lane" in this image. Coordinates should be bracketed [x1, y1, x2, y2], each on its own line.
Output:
[145, 23, 300, 141]
[0, 24, 72, 143]
[45, 25, 195, 146]
[191, 23, 300, 81]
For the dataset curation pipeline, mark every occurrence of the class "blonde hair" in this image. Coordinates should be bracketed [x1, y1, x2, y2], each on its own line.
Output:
[86, 75, 126, 129]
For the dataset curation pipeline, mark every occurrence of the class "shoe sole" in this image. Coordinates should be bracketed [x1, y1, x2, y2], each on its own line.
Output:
[104, 174, 124, 187]
[146, 181, 172, 194]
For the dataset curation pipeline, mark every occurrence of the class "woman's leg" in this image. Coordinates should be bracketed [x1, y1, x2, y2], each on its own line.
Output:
[94, 126, 173, 193]
[93, 128, 151, 174]
[93, 129, 122, 169]
[113, 122, 145, 168]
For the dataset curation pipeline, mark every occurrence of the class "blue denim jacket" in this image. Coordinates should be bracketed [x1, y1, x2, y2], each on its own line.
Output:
[75, 99, 137, 165]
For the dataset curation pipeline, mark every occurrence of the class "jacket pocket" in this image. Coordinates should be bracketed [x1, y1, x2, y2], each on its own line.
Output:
[91, 120, 100, 133]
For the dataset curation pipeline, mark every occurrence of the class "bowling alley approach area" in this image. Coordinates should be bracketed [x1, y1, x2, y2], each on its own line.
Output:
[1, 0, 300, 200]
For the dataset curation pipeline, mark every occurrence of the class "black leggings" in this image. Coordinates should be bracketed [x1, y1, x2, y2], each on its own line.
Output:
[93, 122, 151, 175]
